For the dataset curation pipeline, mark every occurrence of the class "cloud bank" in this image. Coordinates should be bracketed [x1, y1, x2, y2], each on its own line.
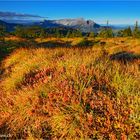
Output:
[0, 11, 45, 20]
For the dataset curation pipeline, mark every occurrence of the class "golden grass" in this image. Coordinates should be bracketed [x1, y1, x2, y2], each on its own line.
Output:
[0, 37, 140, 139]
[4, 36, 25, 41]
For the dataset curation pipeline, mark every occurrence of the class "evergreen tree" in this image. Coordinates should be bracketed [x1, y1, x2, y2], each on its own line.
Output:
[14, 26, 25, 38]
[55, 29, 61, 38]
[89, 32, 95, 38]
[123, 27, 132, 37]
[107, 28, 114, 37]
[107, 20, 109, 28]
[66, 30, 71, 38]
[75, 30, 82, 37]
[117, 30, 124, 37]
[71, 30, 75, 38]
[98, 28, 114, 38]
[39, 29, 46, 40]
[133, 21, 140, 38]
[60, 33, 64, 38]
[127, 26, 132, 36]
[0, 25, 6, 37]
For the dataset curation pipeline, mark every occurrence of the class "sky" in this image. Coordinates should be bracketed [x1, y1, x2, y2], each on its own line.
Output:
[0, 1, 140, 25]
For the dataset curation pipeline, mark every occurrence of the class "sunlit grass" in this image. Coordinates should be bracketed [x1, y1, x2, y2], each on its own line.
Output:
[0, 37, 140, 139]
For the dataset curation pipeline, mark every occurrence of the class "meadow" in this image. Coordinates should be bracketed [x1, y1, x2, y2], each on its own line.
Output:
[0, 37, 140, 139]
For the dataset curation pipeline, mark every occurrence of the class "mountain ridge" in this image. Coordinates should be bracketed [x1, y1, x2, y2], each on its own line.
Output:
[0, 18, 101, 32]
[0, 18, 130, 32]
[34, 18, 101, 32]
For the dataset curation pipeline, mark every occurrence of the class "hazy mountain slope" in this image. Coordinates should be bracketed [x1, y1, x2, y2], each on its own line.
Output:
[35, 18, 101, 32]
[0, 20, 20, 31]
[1, 18, 131, 33]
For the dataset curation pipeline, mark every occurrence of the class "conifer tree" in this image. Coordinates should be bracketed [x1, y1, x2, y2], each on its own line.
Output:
[40, 29, 46, 39]
[66, 30, 71, 38]
[123, 27, 132, 37]
[133, 21, 140, 38]
[89, 32, 95, 38]
[98, 28, 113, 38]
[0, 25, 6, 41]
[55, 29, 61, 38]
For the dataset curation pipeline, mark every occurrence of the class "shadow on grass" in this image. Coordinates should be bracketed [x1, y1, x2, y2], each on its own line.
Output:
[0, 40, 37, 59]
[38, 40, 72, 48]
[38, 39, 95, 49]
[75, 39, 94, 47]
[0, 40, 37, 75]
[110, 51, 140, 64]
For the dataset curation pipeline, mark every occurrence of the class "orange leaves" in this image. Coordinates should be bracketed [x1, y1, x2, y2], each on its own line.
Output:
[87, 113, 93, 126]
[21, 67, 54, 88]
[89, 100, 94, 109]
[63, 94, 69, 103]
[121, 133, 127, 140]
[84, 87, 92, 95]
[109, 133, 117, 140]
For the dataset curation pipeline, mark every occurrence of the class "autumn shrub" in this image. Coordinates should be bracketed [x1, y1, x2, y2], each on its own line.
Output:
[72, 37, 94, 47]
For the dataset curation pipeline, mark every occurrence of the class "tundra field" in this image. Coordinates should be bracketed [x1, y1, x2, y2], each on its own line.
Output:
[0, 37, 140, 139]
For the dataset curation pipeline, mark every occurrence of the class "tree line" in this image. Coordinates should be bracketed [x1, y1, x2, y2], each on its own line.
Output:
[0, 21, 140, 39]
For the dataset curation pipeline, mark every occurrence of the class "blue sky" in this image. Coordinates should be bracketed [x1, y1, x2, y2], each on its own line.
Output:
[0, 1, 140, 25]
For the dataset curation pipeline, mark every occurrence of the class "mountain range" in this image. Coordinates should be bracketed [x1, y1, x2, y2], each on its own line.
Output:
[35, 18, 101, 32]
[0, 18, 130, 32]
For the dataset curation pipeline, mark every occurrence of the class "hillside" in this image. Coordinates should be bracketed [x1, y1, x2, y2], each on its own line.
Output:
[0, 37, 140, 139]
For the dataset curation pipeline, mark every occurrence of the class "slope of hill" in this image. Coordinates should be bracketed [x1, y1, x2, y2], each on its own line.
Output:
[0, 37, 139, 139]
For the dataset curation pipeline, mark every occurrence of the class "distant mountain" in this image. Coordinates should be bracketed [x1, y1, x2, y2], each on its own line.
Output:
[0, 18, 132, 33]
[34, 18, 101, 32]
[0, 18, 101, 32]
[0, 20, 20, 31]
[100, 24, 135, 30]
